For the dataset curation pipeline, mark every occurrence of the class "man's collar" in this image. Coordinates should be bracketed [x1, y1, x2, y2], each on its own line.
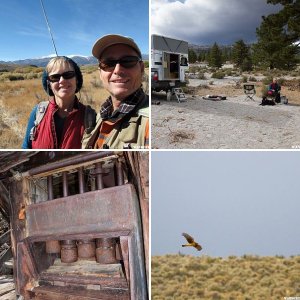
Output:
[100, 88, 144, 121]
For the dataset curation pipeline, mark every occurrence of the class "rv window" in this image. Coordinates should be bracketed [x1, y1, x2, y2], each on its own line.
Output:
[180, 57, 188, 66]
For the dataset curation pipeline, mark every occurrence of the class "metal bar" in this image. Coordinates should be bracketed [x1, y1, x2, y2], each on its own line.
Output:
[47, 176, 54, 200]
[28, 152, 115, 177]
[62, 171, 68, 197]
[95, 162, 104, 190]
[116, 160, 125, 186]
[78, 167, 85, 194]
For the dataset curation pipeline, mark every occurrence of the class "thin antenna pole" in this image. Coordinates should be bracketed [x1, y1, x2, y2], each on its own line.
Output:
[40, 0, 58, 56]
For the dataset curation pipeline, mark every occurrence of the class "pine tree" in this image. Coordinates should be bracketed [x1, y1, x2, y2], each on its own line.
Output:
[208, 42, 223, 68]
[188, 49, 197, 63]
[253, 0, 299, 70]
[232, 40, 252, 71]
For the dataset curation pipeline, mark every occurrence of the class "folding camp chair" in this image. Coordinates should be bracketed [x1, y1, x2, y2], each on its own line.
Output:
[244, 84, 256, 101]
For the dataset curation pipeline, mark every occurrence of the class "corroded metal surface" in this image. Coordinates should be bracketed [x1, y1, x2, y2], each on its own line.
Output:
[4, 151, 149, 300]
[26, 185, 135, 239]
[95, 238, 117, 264]
[77, 239, 96, 260]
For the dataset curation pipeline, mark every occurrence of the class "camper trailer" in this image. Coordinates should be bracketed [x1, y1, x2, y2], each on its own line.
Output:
[151, 34, 189, 96]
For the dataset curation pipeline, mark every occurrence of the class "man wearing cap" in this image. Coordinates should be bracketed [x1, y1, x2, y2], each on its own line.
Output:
[82, 34, 149, 149]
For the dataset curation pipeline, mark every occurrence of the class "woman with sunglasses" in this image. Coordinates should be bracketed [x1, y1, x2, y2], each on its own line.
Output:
[22, 56, 95, 149]
[82, 34, 149, 149]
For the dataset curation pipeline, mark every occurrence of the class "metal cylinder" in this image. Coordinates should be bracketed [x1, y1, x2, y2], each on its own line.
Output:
[78, 167, 85, 194]
[46, 240, 61, 254]
[116, 160, 124, 186]
[95, 162, 104, 190]
[96, 238, 117, 264]
[77, 239, 96, 260]
[62, 171, 69, 197]
[61, 240, 77, 263]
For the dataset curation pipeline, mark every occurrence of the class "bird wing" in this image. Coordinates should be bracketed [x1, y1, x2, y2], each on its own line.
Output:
[194, 243, 202, 251]
[182, 232, 194, 243]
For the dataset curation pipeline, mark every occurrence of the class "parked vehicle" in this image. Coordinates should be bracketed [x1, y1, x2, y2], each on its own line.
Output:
[151, 34, 189, 96]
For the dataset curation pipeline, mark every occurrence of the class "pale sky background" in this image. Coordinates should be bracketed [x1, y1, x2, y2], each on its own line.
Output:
[0, 0, 149, 61]
[152, 151, 300, 257]
[152, 0, 281, 45]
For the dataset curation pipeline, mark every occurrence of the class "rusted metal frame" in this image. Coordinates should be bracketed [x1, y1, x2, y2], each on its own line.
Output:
[25, 185, 135, 239]
[25, 184, 147, 298]
[28, 231, 130, 244]
[25, 152, 117, 178]
[119, 236, 130, 285]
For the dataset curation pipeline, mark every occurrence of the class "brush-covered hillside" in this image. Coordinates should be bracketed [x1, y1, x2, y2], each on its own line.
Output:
[151, 254, 300, 300]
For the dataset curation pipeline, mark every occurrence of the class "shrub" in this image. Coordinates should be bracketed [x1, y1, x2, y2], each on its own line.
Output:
[197, 72, 206, 79]
[248, 76, 257, 82]
[211, 71, 225, 79]
[242, 76, 248, 83]
[8, 75, 24, 81]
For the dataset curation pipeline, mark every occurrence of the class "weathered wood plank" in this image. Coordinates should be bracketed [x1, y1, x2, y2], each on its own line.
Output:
[46, 259, 123, 277]
[0, 289, 16, 300]
[32, 285, 130, 300]
[0, 282, 15, 296]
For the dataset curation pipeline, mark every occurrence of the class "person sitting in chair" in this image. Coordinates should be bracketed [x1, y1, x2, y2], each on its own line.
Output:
[268, 78, 281, 103]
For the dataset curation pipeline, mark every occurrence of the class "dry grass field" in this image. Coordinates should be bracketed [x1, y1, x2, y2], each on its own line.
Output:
[0, 65, 148, 148]
[152, 254, 300, 300]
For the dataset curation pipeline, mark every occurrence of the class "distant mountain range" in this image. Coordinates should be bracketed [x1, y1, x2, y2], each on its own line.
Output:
[0, 54, 149, 67]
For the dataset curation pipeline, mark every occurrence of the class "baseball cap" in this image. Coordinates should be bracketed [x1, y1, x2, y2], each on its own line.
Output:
[92, 34, 142, 59]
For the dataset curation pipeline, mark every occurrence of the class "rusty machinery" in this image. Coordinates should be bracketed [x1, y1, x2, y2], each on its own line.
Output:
[0, 151, 148, 300]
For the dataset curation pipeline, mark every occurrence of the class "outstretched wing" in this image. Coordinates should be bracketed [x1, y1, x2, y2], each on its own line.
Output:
[182, 232, 194, 243]
[194, 243, 202, 251]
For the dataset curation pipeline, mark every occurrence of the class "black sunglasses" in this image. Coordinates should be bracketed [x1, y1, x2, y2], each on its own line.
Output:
[99, 56, 141, 71]
[48, 71, 76, 82]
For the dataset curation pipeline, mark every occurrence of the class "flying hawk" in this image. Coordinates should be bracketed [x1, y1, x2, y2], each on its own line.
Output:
[182, 232, 202, 251]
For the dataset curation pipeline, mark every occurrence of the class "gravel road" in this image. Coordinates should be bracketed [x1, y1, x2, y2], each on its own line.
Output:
[151, 92, 300, 149]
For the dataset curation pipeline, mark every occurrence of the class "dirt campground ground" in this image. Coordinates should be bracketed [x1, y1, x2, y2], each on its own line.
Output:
[151, 75, 300, 149]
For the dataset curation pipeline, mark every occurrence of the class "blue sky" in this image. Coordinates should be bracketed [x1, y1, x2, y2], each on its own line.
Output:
[0, 0, 149, 61]
[152, 151, 300, 257]
[152, 0, 281, 45]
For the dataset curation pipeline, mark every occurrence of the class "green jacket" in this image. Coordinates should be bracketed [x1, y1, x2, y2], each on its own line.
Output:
[82, 94, 149, 149]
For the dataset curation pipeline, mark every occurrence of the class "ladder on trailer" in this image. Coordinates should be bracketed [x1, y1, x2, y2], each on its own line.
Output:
[173, 88, 186, 103]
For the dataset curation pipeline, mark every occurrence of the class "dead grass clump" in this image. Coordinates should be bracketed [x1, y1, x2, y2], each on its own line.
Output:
[170, 130, 195, 143]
